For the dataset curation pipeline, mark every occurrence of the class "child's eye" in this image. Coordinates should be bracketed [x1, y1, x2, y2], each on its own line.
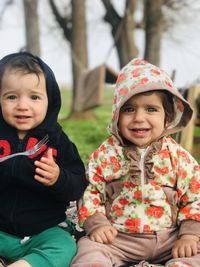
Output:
[121, 106, 135, 113]
[7, 95, 16, 100]
[147, 107, 157, 112]
[31, 95, 40, 100]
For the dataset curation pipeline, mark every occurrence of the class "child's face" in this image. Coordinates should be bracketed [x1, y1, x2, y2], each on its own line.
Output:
[119, 92, 165, 148]
[0, 70, 48, 139]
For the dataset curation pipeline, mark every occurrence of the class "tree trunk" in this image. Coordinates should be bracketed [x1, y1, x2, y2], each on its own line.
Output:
[102, 0, 138, 68]
[23, 0, 40, 56]
[49, 0, 95, 119]
[71, 0, 88, 114]
[144, 0, 164, 66]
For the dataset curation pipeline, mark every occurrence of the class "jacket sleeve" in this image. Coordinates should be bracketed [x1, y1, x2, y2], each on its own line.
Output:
[78, 155, 109, 231]
[49, 132, 87, 202]
[176, 147, 200, 237]
[77, 136, 128, 233]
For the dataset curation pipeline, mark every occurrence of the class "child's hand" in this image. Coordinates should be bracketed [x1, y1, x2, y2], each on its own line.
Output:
[34, 149, 60, 186]
[172, 234, 199, 258]
[89, 225, 118, 244]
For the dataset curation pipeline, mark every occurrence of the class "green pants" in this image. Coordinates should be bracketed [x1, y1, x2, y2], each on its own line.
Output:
[0, 226, 76, 267]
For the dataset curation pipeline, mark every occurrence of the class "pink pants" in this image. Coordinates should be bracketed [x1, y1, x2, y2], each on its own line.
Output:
[71, 228, 200, 267]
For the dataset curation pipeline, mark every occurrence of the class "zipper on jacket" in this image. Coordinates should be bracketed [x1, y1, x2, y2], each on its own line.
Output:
[138, 147, 149, 233]
[9, 139, 24, 227]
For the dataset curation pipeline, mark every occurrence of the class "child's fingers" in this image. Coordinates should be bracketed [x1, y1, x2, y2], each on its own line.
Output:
[46, 148, 53, 159]
[35, 167, 51, 178]
[34, 174, 52, 186]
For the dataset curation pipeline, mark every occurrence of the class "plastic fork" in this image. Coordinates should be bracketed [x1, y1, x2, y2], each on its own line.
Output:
[0, 134, 49, 163]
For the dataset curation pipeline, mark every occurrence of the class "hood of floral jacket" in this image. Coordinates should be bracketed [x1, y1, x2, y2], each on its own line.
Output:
[108, 58, 193, 146]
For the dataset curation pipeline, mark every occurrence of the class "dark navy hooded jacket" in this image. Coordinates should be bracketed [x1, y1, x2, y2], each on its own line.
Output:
[0, 52, 87, 237]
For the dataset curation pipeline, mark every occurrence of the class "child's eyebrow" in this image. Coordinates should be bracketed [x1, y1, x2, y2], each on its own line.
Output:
[1, 91, 16, 97]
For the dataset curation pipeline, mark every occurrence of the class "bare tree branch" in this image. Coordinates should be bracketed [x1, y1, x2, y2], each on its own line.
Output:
[48, 0, 72, 41]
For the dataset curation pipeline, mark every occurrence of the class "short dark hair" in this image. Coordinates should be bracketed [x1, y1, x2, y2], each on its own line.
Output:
[0, 52, 44, 89]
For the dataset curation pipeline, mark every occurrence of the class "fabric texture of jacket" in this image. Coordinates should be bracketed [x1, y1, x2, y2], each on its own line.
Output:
[78, 58, 200, 238]
[0, 52, 87, 237]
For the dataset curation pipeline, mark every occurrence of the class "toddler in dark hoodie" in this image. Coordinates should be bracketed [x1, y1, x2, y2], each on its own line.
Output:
[0, 52, 87, 267]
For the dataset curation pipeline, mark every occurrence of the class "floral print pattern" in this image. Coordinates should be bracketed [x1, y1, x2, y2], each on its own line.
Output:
[79, 136, 200, 233]
[78, 58, 199, 236]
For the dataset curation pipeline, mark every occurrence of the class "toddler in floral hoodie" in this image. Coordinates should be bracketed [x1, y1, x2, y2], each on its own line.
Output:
[71, 59, 200, 267]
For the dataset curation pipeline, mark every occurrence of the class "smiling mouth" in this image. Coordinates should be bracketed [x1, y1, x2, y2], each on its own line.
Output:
[15, 116, 31, 119]
[131, 129, 149, 132]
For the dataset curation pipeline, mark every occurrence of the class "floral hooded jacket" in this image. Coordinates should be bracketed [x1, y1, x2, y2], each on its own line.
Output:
[79, 58, 200, 237]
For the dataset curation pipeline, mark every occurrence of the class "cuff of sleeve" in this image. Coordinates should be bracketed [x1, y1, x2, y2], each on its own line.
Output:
[84, 213, 111, 235]
[179, 220, 200, 238]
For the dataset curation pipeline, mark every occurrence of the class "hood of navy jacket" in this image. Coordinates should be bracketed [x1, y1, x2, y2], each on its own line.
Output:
[0, 52, 62, 142]
[108, 58, 193, 145]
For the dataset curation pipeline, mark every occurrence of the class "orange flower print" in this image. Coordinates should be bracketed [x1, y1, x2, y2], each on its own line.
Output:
[181, 194, 189, 203]
[133, 59, 142, 65]
[133, 59, 148, 65]
[93, 174, 102, 182]
[79, 206, 90, 223]
[180, 206, 190, 214]
[99, 144, 106, 151]
[169, 138, 177, 144]
[93, 149, 100, 159]
[172, 157, 178, 169]
[93, 198, 100, 206]
[119, 88, 129, 96]
[177, 169, 187, 179]
[125, 218, 141, 233]
[119, 198, 129, 206]
[91, 189, 99, 194]
[164, 81, 173, 88]
[160, 149, 171, 159]
[101, 159, 108, 169]
[154, 166, 169, 175]
[112, 204, 123, 216]
[189, 176, 200, 193]
[95, 166, 102, 176]
[123, 181, 137, 188]
[116, 73, 126, 85]
[143, 224, 152, 233]
[146, 206, 163, 218]
[186, 213, 200, 221]
[110, 156, 121, 172]
[131, 68, 141, 77]
[134, 190, 142, 202]
[108, 136, 115, 146]
[177, 150, 191, 163]
[169, 177, 176, 185]
[139, 77, 149, 85]
[177, 188, 183, 197]
[169, 264, 192, 267]
[113, 95, 117, 104]
[150, 69, 161, 75]
[194, 165, 200, 171]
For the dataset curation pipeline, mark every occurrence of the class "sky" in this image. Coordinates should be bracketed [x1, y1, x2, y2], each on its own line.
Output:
[1, 0, 200, 88]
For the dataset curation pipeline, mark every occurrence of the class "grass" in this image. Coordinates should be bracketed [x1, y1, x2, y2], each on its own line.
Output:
[59, 88, 113, 164]
[59, 88, 200, 166]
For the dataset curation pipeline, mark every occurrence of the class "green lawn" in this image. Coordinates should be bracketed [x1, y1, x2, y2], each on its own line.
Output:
[59, 88, 113, 164]
[59, 88, 200, 165]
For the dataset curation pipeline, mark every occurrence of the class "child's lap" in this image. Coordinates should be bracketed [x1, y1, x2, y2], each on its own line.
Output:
[0, 226, 76, 267]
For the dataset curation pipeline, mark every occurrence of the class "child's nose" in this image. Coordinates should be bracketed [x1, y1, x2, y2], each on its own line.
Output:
[134, 110, 144, 121]
[17, 98, 28, 109]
